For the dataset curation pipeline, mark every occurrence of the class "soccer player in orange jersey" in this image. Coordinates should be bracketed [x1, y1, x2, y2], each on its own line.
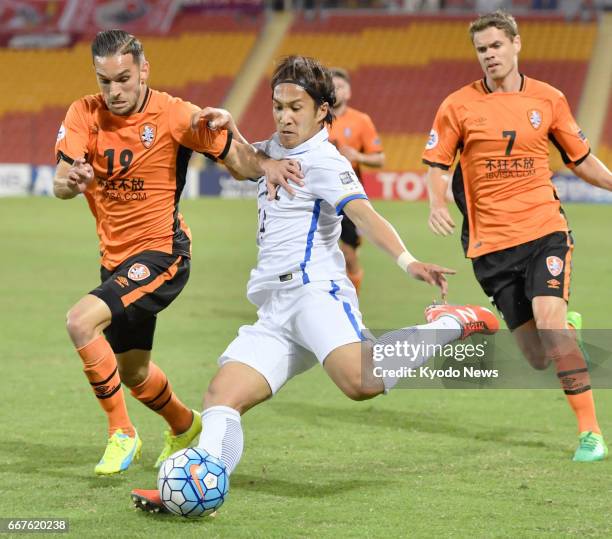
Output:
[53, 30, 303, 475]
[328, 68, 385, 294]
[423, 11, 612, 461]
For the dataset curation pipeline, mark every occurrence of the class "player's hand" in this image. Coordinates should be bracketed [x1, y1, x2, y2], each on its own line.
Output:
[67, 158, 94, 193]
[338, 145, 360, 163]
[428, 204, 455, 236]
[261, 158, 305, 200]
[407, 261, 456, 301]
[191, 107, 234, 132]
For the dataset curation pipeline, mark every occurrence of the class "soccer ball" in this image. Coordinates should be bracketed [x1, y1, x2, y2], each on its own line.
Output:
[157, 447, 229, 518]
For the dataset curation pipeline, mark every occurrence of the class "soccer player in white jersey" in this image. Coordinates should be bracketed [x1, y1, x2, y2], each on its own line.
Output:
[131, 56, 499, 511]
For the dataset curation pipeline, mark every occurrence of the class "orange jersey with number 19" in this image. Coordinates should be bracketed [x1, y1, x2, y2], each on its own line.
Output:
[422, 75, 590, 258]
[55, 88, 231, 270]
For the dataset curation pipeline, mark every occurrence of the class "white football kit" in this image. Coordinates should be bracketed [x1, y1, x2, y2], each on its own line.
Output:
[219, 127, 369, 393]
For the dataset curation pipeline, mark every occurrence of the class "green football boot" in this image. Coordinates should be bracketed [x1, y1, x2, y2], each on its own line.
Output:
[95, 429, 142, 475]
[154, 410, 202, 469]
[573, 431, 608, 462]
[567, 311, 591, 369]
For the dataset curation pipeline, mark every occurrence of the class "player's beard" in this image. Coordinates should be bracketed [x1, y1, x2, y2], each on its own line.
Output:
[112, 78, 143, 116]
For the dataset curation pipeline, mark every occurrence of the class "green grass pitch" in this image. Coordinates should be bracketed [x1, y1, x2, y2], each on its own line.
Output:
[1, 197, 612, 538]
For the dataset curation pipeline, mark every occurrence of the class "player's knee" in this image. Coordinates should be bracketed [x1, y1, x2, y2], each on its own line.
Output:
[65, 307, 93, 342]
[342, 386, 379, 401]
[204, 380, 249, 414]
[534, 316, 562, 331]
[339, 374, 380, 401]
[535, 316, 575, 359]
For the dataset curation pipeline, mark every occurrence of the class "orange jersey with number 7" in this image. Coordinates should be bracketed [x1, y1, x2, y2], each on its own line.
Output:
[55, 89, 231, 270]
[422, 75, 590, 258]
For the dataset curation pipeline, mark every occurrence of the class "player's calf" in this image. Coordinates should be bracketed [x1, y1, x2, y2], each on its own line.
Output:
[204, 362, 272, 414]
[512, 321, 551, 370]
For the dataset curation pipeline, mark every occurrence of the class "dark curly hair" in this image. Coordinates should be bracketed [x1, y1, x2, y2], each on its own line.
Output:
[271, 55, 336, 125]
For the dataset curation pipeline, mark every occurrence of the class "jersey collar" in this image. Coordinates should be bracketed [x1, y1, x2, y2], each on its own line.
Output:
[136, 87, 151, 113]
[481, 73, 525, 94]
[273, 127, 329, 157]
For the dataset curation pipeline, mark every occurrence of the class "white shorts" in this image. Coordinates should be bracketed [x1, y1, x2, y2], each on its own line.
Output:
[219, 277, 365, 394]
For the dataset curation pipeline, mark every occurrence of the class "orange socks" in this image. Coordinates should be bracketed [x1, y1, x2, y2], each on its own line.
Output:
[130, 362, 192, 435]
[555, 346, 600, 434]
[77, 338, 191, 437]
[564, 391, 600, 434]
[348, 269, 364, 295]
[78, 335, 135, 437]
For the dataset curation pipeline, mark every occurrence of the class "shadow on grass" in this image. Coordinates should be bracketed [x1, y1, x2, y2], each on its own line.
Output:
[130, 508, 225, 528]
[230, 474, 379, 498]
[0, 440, 98, 469]
[0, 440, 140, 487]
[273, 401, 564, 452]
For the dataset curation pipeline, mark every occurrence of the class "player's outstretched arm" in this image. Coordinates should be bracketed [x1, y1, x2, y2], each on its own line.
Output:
[53, 158, 94, 199]
[191, 107, 304, 196]
[425, 166, 455, 236]
[573, 153, 612, 191]
[343, 198, 455, 298]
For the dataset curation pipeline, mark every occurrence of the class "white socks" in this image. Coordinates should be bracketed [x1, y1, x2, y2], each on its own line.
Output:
[197, 405, 243, 475]
[375, 316, 462, 391]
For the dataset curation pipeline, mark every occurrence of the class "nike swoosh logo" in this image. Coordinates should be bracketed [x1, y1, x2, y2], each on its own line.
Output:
[189, 464, 205, 498]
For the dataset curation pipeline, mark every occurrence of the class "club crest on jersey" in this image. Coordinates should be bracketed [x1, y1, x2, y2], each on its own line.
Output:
[56, 123, 66, 142]
[528, 109, 543, 130]
[344, 127, 352, 138]
[127, 263, 151, 281]
[426, 129, 438, 150]
[140, 124, 155, 148]
[546, 256, 563, 277]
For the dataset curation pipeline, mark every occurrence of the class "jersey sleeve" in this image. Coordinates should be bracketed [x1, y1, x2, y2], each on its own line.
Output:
[422, 96, 461, 170]
[549, 93, 590, 166]
[360, 113, 384, 154]
[55, 100, 90, 164]
[307, 155, 368, 215]
[168, 98, 232, 160]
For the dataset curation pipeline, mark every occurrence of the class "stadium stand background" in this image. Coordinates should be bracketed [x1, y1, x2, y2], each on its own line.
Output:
[0, 7, 265, 166]
[239, 13, 598, 173]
